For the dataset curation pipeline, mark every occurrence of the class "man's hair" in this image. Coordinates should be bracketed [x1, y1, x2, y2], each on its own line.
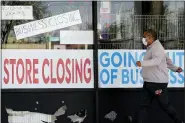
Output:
[145, 29, 157, 41]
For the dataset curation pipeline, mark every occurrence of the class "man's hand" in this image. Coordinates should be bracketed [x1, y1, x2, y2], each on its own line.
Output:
[136, 61, 141, 67]
[176, 67, 183, 73]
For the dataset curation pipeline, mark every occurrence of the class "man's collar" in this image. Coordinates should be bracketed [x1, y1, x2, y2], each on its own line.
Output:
[147, 39, 159, 48]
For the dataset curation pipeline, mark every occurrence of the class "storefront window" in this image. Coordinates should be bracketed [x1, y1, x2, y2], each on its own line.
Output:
[97, 1, 184, 49]
[164, 1, 184, 16]
[1, 1, 92, 49]
[162, 1, 184, 49]
[97, 1, 137, 49]
[98, 1, 135, 40]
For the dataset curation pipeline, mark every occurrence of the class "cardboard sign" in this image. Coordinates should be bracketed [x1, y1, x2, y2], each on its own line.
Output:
[14, 10, 82, 40]
[2, 6, 33, 20]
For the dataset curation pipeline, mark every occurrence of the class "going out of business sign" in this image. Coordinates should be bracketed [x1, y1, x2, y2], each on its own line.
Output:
[2, 50, 94, 89]
[98, 50, 184, 88]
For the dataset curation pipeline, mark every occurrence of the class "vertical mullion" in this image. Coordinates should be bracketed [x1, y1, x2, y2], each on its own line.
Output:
[92, 1, 99, 123]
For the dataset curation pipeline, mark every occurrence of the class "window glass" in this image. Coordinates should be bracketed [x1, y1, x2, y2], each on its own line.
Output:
[164, 1, 184, 16]
[1, 1, 92, 49]
[163, 1, 184, 49]
[98, 1, 136, 49]
[97, 1, 184, 49]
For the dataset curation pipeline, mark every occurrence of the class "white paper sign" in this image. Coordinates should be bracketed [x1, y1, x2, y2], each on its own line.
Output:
[14, 10, 82, 40]
[2, 6, 33, 20]
[60, 30, 93, 44]
[100, 2, 111, 13]
[2, 50, 94, 89]
[98, 50, 184, 88]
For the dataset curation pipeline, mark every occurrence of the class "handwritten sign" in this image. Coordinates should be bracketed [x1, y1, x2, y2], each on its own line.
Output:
[14, 10, 82, 40]
[100, 2, 111, 13]
[2, 6, 33, 20]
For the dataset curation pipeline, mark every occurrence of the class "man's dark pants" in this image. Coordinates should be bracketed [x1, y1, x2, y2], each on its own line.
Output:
[132, 82, 182, 123]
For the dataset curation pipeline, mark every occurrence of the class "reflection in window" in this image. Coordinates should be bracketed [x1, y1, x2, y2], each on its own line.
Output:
[98, 1, 143, 49]
[164, 1, 184, 16]
[98, 2, 135, 41]
[1, 1, 92, 49]
[162, 1, 184, 49]
[98, 1, 184, 50]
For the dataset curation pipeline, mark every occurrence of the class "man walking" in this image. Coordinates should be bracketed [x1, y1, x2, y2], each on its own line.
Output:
[126, 29, 183, 123]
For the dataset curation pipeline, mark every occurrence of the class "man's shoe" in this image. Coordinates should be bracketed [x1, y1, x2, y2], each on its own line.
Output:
[128, 116, 133, 123]
[124, 116, 132, 123]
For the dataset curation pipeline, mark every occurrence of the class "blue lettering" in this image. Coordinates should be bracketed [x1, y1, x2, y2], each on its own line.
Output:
[176, 52, 184, 67]
[172, 52, 176, 64]
[111, 69, 118, 84]
[100, 52, 110, 67]
[140, 69, 144, 84]
[122, 69, 129, 84]
[99, 50, 184, 87]
[123, 52, 127, 67]
[128, 52, 137, 67]
[111, 52, 122, 67]
[170, 71, 177, 84]
[131, 69, 139, 84]
[100, 69, 110, 84]
[178, 73, 184, 84]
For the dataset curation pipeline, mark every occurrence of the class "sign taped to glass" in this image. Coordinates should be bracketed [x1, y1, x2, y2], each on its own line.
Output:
[2, 50, 94, 89]
[14, 10, 82, 40]
[2, 6, 33, 20]
[60, 30, 93, 44]
[99, 50, 184, 88]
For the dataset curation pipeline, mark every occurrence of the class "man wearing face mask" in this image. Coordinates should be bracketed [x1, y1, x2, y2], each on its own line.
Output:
[125, 29, 183, 123]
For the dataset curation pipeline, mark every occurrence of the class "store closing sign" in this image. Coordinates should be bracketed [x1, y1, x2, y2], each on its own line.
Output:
[14, 10, 82, 40]
[99, 50, 184, 88]
[2, 50, 94, 89]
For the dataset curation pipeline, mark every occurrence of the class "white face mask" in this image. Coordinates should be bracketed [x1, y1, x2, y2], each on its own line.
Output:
[142, 38, 147, 46]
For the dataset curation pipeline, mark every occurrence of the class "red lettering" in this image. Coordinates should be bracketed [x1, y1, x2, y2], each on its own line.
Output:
[33, 59, 39, 84]
[16, 59, 24, 84]
[3, 58, 92, 85]
[3, 58, 40, 85]
[3, 59, 9, 84]
[42, 59, 49, 84]
[10, 59, 16, 84]
[84, 58, 91, 83]
[72, 59, 74, 83]
[57, 59, 65, 83]
[76, 59, 82, 83]
[65, 59, 71, 83]
[26, 59, 32, 84]
[50, 59, 56, 83]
